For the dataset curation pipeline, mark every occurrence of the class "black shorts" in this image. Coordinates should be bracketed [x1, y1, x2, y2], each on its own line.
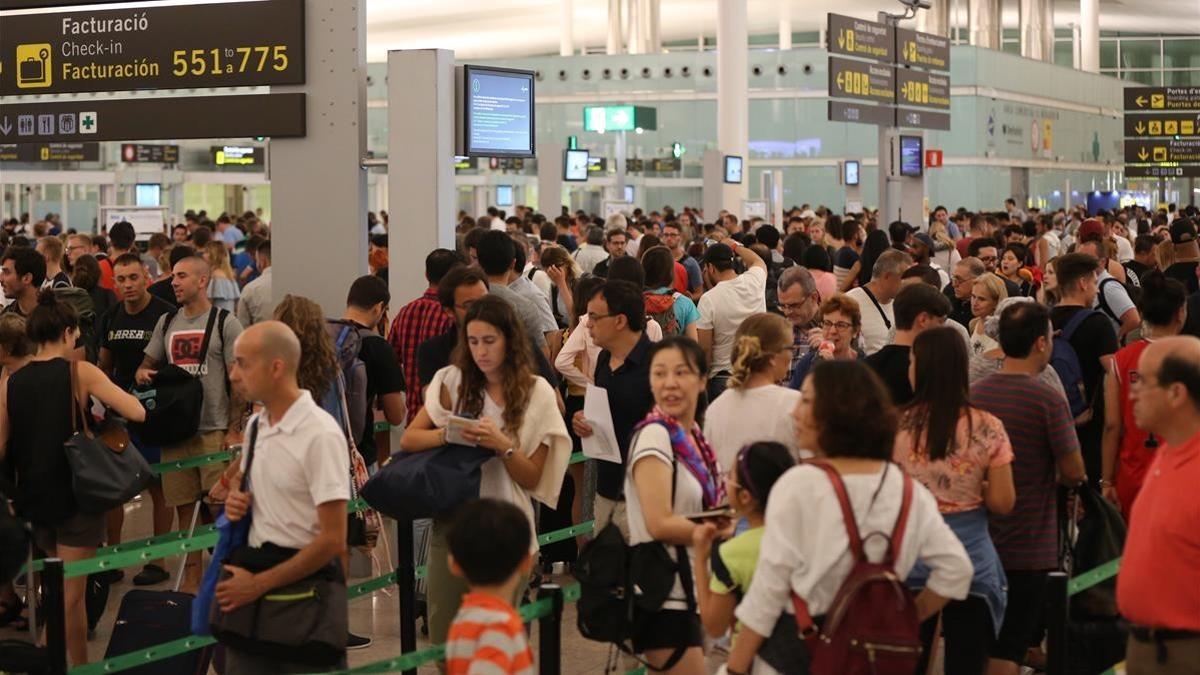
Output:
[630, 609, 703, 654]
[992, 569, 1050, 663]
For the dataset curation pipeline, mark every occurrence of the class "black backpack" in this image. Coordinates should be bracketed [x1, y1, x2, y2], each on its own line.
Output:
[131, 307, 227, 446]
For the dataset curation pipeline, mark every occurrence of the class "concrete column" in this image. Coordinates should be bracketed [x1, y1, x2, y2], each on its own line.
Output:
[537, 143, 564, 216]
[648, 0, 661, 52]
[386, 49, 457, 309]
[716, 0, 749, 214]
[606, 0, 623, 55]
[778, 0, 792, 49]
[968, 0, 1002, 49]
[1019, 0, 1054, 62]
[560, 0, 574, 57]
[916, 0, 951, 37]
[1079, 0, 1100, 73]
[271, 0, 367, 314]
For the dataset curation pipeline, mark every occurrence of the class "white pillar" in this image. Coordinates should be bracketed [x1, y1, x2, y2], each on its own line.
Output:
[717, 0, 749, 215]
[916, 0, 951, 37]
[537, 143, 564, 216]
[1079, 0, 1100, 73]
[560, 0, 574, 57]
[1019, 0, 1054, 62]
[606, 0, 623, 55]
[626, 0, 642, 55]
[968, 0, 1001, 49]
[778, 0, 792, 50]
[648, 0, 661, 52]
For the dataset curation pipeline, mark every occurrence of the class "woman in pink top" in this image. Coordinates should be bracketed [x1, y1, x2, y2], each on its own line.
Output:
[894, 327, 1015, 675]
[801, 245, 838, 302]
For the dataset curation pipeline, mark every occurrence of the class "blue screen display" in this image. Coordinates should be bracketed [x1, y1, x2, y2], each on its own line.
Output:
[900, 136, 923, 177]
[466, 68, 534, 156]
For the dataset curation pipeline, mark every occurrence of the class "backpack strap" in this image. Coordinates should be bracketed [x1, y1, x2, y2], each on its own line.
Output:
[238, 415, 262, 492]
[1095, 278, 1121, 324]
[887, 473, 914, 565]
[1061, 307, 1098, 342]
[808, 460, 866, 562]
[192, 307, 220, 378]
[860, 285, 892, 330]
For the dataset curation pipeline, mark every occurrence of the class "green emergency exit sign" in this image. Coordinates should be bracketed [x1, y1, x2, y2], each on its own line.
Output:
[583, 105, 657, 133]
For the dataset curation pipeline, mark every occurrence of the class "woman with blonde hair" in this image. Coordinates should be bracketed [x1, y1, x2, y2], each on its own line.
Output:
[929, 219, 963, 271]
[202, 240, 241, 313]
[703, 313, 803, 468]
[968, 274, 1008, 357]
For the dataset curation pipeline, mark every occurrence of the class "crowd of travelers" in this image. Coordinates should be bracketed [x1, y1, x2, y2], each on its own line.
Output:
[1, 199, 1198, 675]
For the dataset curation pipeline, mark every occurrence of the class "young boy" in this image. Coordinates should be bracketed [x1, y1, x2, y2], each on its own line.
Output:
[444, 499, 535, 675]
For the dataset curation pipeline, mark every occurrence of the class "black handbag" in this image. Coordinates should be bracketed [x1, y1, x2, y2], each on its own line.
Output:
[360, 443, 494, 521]
[130, 308, 225, 446]
[63, 362, 154, 514]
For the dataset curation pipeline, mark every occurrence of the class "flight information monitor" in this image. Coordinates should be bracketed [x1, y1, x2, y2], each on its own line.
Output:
[724, 155, 744, 184]
[899, 136, 923, 177]
[462, 65, 535, 157]
[564, 149, 589, 181]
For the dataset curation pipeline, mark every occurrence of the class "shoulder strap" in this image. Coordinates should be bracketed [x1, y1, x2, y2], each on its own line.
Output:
[191, 307, 220, 378]
[238, 416, 262, 492]
[1096, 278, 1120, 322]
[887, 473, 914, 565]
[527, 267, 537, 281]
[809, 460, 865, 562]
[68, 360, 90, 438]
[1062, 308, 1097, 342]
[860, 286, 892, 330]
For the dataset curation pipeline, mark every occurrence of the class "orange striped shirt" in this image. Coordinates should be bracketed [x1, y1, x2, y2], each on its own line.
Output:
[446, 592, 534, 675]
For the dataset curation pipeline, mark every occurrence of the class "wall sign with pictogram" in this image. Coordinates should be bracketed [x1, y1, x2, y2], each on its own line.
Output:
[1124, 87, 1200, 178]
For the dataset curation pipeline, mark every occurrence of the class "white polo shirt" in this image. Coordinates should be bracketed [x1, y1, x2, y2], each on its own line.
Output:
[696, 265, 768, 374]
[241, 390, 350, 549]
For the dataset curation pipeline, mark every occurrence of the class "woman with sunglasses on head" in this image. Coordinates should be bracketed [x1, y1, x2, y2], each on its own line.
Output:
[786, 294, 864, 390]
[691, 442, 794, 640]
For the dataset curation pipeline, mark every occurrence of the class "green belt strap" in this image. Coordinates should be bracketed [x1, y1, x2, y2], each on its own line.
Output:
[69, 635, 218, 675]
[150, 451, 232, 475]
[536, 520, 594, 547]
[64, 531, 219, 579]
[1067, 557, 1121, 596]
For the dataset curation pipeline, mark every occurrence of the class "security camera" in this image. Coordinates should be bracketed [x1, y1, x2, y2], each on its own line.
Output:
[899, 0, 933, 8]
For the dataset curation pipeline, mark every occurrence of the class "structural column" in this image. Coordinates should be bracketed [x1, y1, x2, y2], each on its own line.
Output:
[606, 0, 623, 55]
[1079, 0, 1100, 73]
[1019, 0, 1054, 62]
[716, 0, 749, 215]
[560, 0, 574, 56]
[968, 0, 1002, 49]
[916, 0, 950, 37]
[778, 0, 792, 50]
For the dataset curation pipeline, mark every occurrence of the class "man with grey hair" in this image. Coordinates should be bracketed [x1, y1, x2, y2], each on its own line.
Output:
[846, 248, 913, 355]
[573, 224, 609, 275]
[945, 256, 986, 329]
[777, 265, 822, 383]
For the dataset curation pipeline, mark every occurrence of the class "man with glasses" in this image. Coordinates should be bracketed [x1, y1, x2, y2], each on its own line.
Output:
[945, 257, 986, 329]
[661, 219, 703, 301]
[969, 237, 1022, 298]
[777, 266, 822, 383]
[66, 233, 92, 268]
[1118, 336, 1200, 674]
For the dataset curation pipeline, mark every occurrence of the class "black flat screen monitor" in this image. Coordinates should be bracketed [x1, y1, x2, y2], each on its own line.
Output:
[563, 149, 589, 181]
[724, 155, 743, 184]
[462, 65, 535, 157]
[899, 136, 923, 177]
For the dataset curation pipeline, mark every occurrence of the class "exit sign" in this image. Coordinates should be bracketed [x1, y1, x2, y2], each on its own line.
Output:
[925, 149, 943, 168]
[583, 105, 657, 133]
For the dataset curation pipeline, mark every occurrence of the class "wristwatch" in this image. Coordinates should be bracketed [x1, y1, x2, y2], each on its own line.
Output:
[501, 447, 515, 460]
[1098, 478, 1115, 488]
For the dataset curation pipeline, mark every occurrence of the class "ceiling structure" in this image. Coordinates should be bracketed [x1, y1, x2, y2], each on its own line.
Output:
[365, 0, 1200, 61]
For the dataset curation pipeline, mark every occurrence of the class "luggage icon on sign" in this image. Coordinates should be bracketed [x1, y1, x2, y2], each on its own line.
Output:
[16, 43, 53, 89]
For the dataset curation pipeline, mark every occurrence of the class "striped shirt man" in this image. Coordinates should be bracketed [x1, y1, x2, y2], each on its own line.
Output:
[446, 593, 534, 675]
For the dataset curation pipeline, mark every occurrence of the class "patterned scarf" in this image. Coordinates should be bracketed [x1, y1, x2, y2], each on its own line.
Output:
[634, 407, 726, 508]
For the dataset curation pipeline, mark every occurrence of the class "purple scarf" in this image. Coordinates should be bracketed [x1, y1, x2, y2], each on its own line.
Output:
[634, 407, 726, 508]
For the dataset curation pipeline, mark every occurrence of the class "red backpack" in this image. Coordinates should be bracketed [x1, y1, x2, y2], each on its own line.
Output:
[793, 461, 922, 675]
[643, 290, 681, 336]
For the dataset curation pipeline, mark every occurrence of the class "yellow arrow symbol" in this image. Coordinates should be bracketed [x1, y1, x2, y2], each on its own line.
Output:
[1135, 122, 1145, 134]
[836, 72, 844, 90]
[1137, 147, 1149, 161]
[837, 31, 845, 49]
[1136, 96, 1147, 107]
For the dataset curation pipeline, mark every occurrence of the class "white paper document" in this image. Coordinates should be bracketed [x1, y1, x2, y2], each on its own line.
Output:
[582, 384, 622, 464]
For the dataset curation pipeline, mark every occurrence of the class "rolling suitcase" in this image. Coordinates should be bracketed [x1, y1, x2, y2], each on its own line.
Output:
[103, 500, 213, 675]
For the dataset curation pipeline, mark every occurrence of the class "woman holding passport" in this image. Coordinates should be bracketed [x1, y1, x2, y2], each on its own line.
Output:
[622, 336, 727, 674]
[399, 295, 571, 648]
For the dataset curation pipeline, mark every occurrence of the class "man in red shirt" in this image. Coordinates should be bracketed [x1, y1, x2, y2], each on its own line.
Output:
[389, 249, 461, 423]
[1118, 335, 1200, 673]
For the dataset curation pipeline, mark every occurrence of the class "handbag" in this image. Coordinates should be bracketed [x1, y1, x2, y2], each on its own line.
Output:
[335, 373, 380, 549]
[361, 443, 493, 521]
[130, 308, 225, 446]
[64, 361, 154, 514]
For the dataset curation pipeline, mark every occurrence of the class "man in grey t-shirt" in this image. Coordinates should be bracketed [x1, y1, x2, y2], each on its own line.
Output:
[136, 255, 244, 593]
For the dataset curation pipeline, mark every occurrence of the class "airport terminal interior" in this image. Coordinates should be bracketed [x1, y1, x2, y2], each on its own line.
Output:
[1, 0, 1200, 674]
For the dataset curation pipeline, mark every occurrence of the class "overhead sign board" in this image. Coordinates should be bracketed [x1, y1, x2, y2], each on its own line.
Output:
[1125, 138, 1200, 164]
[212, 145, 263, 166]
[896, 69, 950, 110]
[651, 157, 681, 172]
[1124, 164, 1200, 178]
[828, 100, 894, 127]
[582, 105, 657, 133]
[0, 0, 305, 96]
[121, 143, 178, 163]
[827, 14, 894, 63]
[897, 108, 951, 131]
[0, 93, 305, 143]
[1124, 87, 1200, 112]
[895, 27, 950, 72]
[1124, 113, 1199, 138]
[0, 141, 99, 162]
[828, 56, 895, 105]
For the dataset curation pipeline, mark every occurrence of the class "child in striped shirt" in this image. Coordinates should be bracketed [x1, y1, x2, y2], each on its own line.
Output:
[445, 498, 535, 675]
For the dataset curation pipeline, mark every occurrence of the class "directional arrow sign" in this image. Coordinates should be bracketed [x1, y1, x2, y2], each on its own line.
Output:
[828, 56, 895, 105]
[1124, 113, 1200, 138]
[1124, 87, 1200, 112]
[896, 69, 951, 110]
[896, 27, 950, 72]
[0, 117, 10, 136]
[828, 100, 894, 126]
[827, 14, 894, 64]
[1124, 164, 1200, 178]
[1125, 138, 1200, 164]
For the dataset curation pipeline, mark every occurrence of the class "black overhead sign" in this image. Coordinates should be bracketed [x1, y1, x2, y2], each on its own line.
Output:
[0, 142, 99, 162]
[897, 108, 951, 131]
[121, 143, 178, 163]
[1124, 164, 1200, 178]
[0, 93, 306, 143]
[828, 100, 894, 127]
[1124, 87, 1200, 112]
[1124, 113, 1200, 138]
[1125, 138, 1200, 164]
[896, 69, 950, 110]
[896, 27, 950, 72]
[828, 56, 895, 106]
[0, 0, 305, 96]
[827, 14, 894, 63]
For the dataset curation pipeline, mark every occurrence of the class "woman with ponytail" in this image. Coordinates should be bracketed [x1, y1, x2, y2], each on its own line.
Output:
[0, 290, 146, 665]
[702, 313, 803, 469]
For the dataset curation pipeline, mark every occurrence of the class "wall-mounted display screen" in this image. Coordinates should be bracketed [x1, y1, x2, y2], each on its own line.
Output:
[899, 136, 923, 177]
[844, 160, 860, 186]
[496, 185, 514, 206]
[135, 184, 161, 207]
[624, 185, 635, 203]
[563, 149, 589, 181]
[724, 155, 743, 184]
[462, 64, 535, 157]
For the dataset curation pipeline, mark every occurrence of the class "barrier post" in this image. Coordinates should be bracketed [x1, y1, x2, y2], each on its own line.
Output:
[42, 558, 67, 675]
[537, 584, 564, 675]
[397, 517, 417, 675]
[1045, 571, 1069, 675]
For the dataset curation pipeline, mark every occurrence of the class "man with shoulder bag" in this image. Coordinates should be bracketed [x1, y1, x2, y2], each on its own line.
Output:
[211, 321, 350, 674]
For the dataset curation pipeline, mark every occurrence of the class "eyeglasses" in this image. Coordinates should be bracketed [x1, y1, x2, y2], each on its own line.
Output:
[978, 255, 998, 263]
[454, 301, 478, 312]
[779, 299, 811, 312]
[587, 312, 617, 323]
[821, 320, 854, 331]
[952, 275, 973, 284]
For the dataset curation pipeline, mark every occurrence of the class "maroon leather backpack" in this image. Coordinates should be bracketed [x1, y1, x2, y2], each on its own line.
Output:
[793, 461, 923, 675]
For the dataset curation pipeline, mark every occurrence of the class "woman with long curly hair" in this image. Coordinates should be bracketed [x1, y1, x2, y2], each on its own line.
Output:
[400, 295, 571, 647]
[272, 295, 338, 401]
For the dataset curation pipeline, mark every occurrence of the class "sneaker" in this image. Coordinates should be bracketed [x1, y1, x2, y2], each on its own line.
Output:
[132, 564, 169, 586]
[347, 632, 372, 650]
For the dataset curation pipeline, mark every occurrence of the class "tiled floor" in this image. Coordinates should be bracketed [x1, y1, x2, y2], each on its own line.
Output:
[1, 495, 615, 674]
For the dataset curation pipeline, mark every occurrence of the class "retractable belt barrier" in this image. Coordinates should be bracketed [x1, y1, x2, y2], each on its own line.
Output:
[1045, 556, 1123, 675]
